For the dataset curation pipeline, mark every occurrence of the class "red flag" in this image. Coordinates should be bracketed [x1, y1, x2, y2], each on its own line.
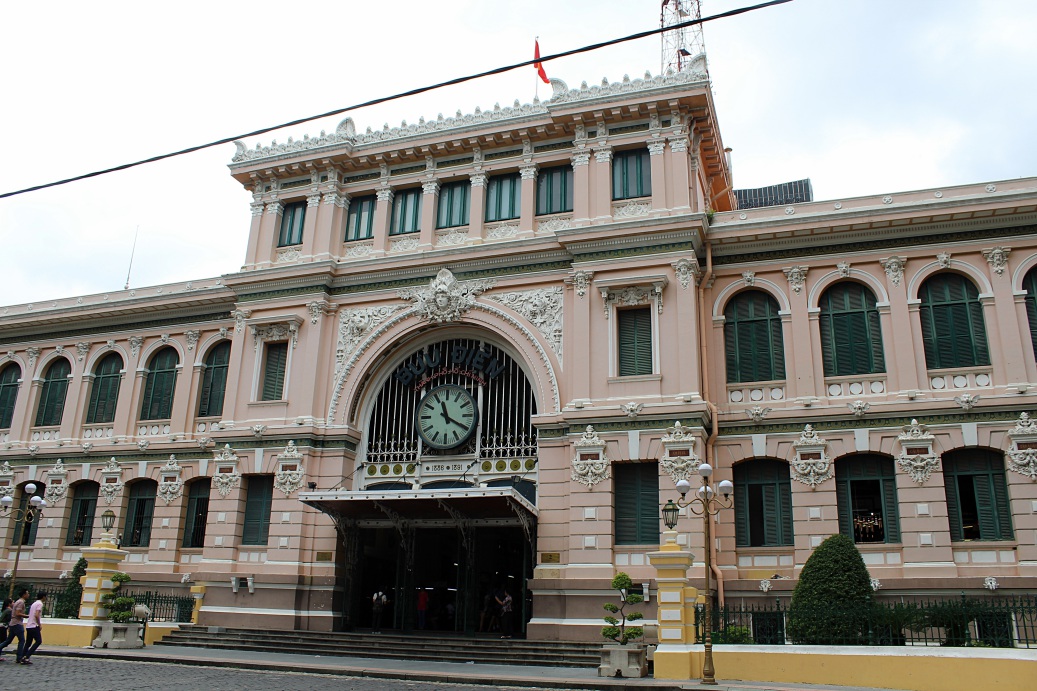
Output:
[534, 39, 549, 84]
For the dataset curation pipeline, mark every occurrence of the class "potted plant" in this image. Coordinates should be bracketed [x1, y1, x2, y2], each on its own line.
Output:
[598, 572, 647, 678]
[93, 571, 145, 648]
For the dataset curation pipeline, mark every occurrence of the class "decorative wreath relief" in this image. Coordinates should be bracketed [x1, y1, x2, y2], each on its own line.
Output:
[157, 456, 185, 505]
[274, 440, 306, 496]
[791, 425, 832, 488]
[1007, 412, 1037, 480]
[571, 426, 610, 488]
[659, 421, 699, 483]
[896, 419, 940, 485]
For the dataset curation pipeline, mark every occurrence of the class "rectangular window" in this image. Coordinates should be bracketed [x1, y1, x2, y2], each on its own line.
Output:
[612, 148, 652, 200]
[536, 165, 573, 215]
[182, 479, 211, 548]
[615, 462, 659, 545]
[345, 194, 376, 241]
[242, 475, 275, 546]
[65, 484, 99, 546]
[617, 307, 653, 376]
[390, 188, 422, 235]
[436, 180, 470, 229]
[260, 342, 289, 401]
[486, 173, 521, 222]
[277, 201, 306, 247]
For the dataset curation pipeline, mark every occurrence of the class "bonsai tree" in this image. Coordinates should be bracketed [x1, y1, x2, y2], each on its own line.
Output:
[101, 571, 136, 623]
[602, 572, 644, 645]
[788, 533, 872, 644]
[54, 557, 88, 618]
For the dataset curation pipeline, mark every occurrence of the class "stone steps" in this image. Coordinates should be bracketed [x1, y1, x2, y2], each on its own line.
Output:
[156, 627, 601, 668]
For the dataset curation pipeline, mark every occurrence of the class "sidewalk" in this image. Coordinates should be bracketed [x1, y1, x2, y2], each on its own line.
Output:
[38, 643, 913, 691]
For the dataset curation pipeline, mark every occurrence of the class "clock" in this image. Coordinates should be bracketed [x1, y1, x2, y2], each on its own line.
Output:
[415, 384, 478, 450]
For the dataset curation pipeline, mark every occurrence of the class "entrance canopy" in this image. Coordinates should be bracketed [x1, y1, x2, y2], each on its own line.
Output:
[299, 486, 537, 529]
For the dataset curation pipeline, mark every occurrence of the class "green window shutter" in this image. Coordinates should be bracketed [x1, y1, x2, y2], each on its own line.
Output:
[35, 358, 71, 427]
[140, 348, 179, 421]
[819, 284, 884, 377]
[536, 166, 573, 215]
[0, 364, 21, 429]
[836, 477, 852, 539]
[880, 476, 900, 543]
[990, 466, 1013, 540]
[261, 343, 289, 401]
[919, 274, 988, 369]
[944, 472, 964, 542]
[1024, 268, 1037, 360]
[637, 465, 660, 544]
[123, 481, 157, 547]
[612, 149, 652, 200]
[778, 474, 794, 546]
[734, 459, 794, 547]
[724, 291, 785, 383]
[617, 307, 653, 376]
[183, 479, 211, 548]
[198, 342, 231, 418]
[277, 202, 306, 246]
[242, 475, 275, 545]
[345, 195, 376, 241]
[437, 180, 470, 228]
[972, 473, 998, 541]
[12, 486, 44, 545]
[615, 463, 659, 545]
[761, 483, 780, 546]
[65, 482, 99, 546]
[733, 482, 750, 547]
[486, 174, 520, 222]
[86, 353, 123, 424]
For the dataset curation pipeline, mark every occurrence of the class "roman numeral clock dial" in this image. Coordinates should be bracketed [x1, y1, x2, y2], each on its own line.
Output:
[414, 384, 478, 450]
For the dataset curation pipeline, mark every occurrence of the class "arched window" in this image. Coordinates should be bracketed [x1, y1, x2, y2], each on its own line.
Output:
[943, 449, 1013, 542]
[124, 480, 158, 547]
[11, 483, 44, 546]
[835, 455, 900, 544]
[35, 358, 72, 427]
[0, 363, 21, 429]
[918, 273, 989, 369]
[818, 282, 885, 376]
[1022, 267, 1037, 361]
[724, 290, 785, 383]
[734, 459, 793, 547]
[140, 347, 179, 421]
[197, 342, 231, 418]
[85, 353, 123, 424]
[66, 481, 100, 546]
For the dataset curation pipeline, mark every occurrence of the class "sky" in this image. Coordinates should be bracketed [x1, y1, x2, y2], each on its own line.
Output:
[1, 0, 1035, 307]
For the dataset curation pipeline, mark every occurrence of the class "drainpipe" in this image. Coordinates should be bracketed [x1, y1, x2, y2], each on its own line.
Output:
[696, 240, 725, 607]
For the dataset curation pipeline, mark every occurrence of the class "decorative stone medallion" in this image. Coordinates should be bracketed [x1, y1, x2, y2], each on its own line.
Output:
[659, 421, 699, 483]
[398, 268, 495, 324]
[571, 426, 610, 487]
[1007, 412, 1037, 480]
[274, 440, 305, 496]
[791, 425, 832, 488]
[157, 455, 185, 505]
[99, 457, 124, 505]
[896, 419, 940, 484]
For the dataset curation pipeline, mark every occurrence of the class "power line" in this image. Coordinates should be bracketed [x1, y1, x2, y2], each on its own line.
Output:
[0, 0, 793, 200]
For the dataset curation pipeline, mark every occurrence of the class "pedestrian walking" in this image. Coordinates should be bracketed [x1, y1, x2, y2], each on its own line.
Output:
[371, 589, 388, 633]
[22, 592, 46, 663]
[0, 589, 29, 663]
[496, 587, 514, 639]
[416, 588, 429, 630]
[0, 598, 11, 651]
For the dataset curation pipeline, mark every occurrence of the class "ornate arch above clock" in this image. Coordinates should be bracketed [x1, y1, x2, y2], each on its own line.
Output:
[358, 334, 539, 491]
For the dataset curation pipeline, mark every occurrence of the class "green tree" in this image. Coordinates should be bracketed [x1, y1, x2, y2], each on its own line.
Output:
[602, 572, 644, 645]
[54, 557, 88, 618]
[788, 533, 873, 644]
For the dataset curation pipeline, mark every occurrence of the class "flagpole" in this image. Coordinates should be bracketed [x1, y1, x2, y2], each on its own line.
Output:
[535, 36, 540, 101]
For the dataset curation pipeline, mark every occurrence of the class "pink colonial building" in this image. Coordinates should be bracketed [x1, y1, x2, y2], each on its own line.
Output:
[1, 62, 1036, 641]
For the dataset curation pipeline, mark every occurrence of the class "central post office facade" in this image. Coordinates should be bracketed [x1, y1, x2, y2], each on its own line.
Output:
[1, 63, 1036, 640]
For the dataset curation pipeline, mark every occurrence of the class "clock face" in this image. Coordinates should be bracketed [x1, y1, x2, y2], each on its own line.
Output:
[415, 384, 478, 450]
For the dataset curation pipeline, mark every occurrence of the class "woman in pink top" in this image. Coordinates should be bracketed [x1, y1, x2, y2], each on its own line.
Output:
[21, 592, 46, 664]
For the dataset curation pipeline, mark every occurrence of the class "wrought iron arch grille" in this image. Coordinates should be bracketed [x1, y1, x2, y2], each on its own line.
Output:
[362, 338, 538, 489]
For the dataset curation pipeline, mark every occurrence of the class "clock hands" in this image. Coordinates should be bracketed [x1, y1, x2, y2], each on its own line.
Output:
[439, 401, 465, 428]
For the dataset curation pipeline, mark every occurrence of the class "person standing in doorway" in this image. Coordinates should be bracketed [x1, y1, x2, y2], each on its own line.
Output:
[0, 589, 29, 663]
[416, 589, 429, 630]
[371, 588, 388, 633]
[21, 592, 46, 664]
[496, 587, 514, 639]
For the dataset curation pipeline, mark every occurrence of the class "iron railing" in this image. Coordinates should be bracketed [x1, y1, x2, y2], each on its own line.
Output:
[696, 595, 1037, 648]
[122, 589, 195, 623]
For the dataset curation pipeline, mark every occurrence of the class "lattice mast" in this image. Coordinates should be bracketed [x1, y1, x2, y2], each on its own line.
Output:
[661, 0, 708, 75]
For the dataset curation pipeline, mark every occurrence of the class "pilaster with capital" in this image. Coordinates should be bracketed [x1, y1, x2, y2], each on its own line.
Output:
[570, 149, 592, 225]
[315, 181, 349, 262]
[372, 186, 394, 254]
[591, 145, 613, 222]
[243, 186, 266, 268]
[518, 163, 538, 235]
[255, 198, 284, 268]
[419, 179, 439, 248]
[667, 135, 693, 213]
[468, 172, 487, 242]
[647, 137, 668, 213]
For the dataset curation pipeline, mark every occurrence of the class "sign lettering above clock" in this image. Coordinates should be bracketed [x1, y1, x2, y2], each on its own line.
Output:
[394, 343, 506, 387]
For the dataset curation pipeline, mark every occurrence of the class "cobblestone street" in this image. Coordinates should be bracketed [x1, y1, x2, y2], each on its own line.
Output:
[0, 656, 552, 691]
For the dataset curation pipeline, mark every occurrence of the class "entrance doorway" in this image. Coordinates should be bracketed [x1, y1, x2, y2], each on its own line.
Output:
[350, 525, 530, 635]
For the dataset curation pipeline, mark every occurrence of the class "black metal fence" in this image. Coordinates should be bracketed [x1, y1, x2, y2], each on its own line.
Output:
[697, 596, 1037, 649]
[122, 589, 195, 623]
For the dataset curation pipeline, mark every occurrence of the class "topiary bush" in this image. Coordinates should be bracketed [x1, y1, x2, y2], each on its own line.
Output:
[602, 572, 644, 645]
[101, 571, 136, 623]
[54, 557, 88, 619]
[788, 533, 873, 645]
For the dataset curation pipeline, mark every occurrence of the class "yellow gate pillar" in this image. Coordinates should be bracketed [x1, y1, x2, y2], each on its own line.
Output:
[648, 529, 699, 680]
[78, 529, 129, 620]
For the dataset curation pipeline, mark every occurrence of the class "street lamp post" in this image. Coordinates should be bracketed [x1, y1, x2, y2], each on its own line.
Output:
[661, 464, 733, 686]
[1, 482, 48, 599]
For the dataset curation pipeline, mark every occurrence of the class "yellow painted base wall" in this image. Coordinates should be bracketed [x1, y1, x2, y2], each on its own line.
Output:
[654, 646, 1037, 691]
[39, 620, 182, 647]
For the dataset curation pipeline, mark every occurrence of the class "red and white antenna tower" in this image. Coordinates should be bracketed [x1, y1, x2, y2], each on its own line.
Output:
[660, 0, 708, 75]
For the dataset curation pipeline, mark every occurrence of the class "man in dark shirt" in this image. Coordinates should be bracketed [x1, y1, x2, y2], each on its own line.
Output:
[0, 589, 30, 663]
